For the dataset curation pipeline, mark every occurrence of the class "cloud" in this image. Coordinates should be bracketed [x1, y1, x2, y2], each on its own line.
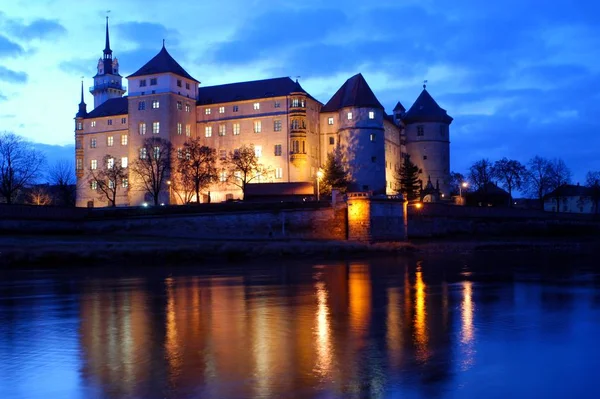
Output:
[59, 57, 99, 77]
[8, 18, 67, 41]
[0, 93, 7, 102]
[0, 65, 27, 83]
[0, 34, 24, 57]
[115, 21, 180, 49]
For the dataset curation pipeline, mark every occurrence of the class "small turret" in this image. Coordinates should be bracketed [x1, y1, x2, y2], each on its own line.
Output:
[76, 81, 87, 118]
[90, 16, 125, 108]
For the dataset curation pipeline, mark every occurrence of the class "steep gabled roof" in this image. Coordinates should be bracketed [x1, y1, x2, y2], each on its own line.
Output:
[84, 97, 128, 119]
[127, 45, 197, 82]
[544, 184, 594, 199]
[403, 89, 453, 124]
[197, 77, 317, 105]
[393, 101, 406, 112]
[321, 73, 384, 113]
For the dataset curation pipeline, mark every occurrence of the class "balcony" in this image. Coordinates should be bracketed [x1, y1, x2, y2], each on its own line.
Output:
[90, 82, 126, 92]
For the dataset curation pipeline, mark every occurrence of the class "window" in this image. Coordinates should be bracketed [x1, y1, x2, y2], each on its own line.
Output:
[423, 155, 428, 160]
[109, 180, 115, 189]
[274, 101, 280, 108]
[152, 100, 160, 109]
[292, 140, 299, 153]
[292, 98, 299, 107]
[219, 171, 228, 182]
[347, 112, 353, 120]
[254, 145, 262, 157]
[205, 126, 212, 137]
[139, 79, 147, 87]
[185, 149, 191, 160]
[219, 149, 227, 160]
[121, 117, 127, 124]
[185, 82, 190, 90]
[150, 78, 157, 85]
[219, 106, 225, 114]
[417, 126, 424, 136]
[370, 133, 376, 142]
[107, 158, 114, 169]
[233, 105, 239, 112]
[76, 140, 82, 149]
[139, 148, 147, 159]
[139, 123, 146, 135]
[254, 121, 262, 133]
[177, 79, 182, 87]
[152, 122, 160, 134]
[153, 146, 160, 159]
[121, 157, 128, 168]
[177, 123, 182, 135]
[177, 101, 183, 111]
[328, 117, 334, 125]
[205, 108, 211, 115]
[233, 123, 240, 135]
[90, 138, 96, 148]
[274, 120, 282, 131]
[329, 137, 335, 145]
[185, 103, 190, 112]
[122, 179, 128, 188]
[90, 181, 98, 190]
[177, 148, 183, 159]
[107, 136, 114, 147]
[91, 121, 96, 127]
[76, 122, 82, 130]
[371, 156, 376, 163]
[253, 102, 260, 110]
[219, 124, 226, 136]
[275, 167, 283, 179]
[185, 124, 191, 137]
[91, 159, 97, 170]
[274, 144, 282, 156]
[369, 111, 375, 119]
[291, 119, 299, 129]
[108, 119, 113, 125]
[76, 159, 83, 170]
[138, 101, 146, 110]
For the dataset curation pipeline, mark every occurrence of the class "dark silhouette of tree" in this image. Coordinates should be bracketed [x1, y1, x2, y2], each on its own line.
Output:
[0, 132, 46, 204]
[447, 171, 468, 196]
[468, 159, 494, 191]
[130, 137, 172, 206]
[320, 151, 350, 196]
[89, 154, 128, 207]
[491, 158, 527, 206]
[547, 158, 572, 213]
[523, 155, 553, 208]
[395, 154, 421, 201]
[222, 144, 271, 200]
[48, 159, 76, 206]
[585, 171, 600, 214]
[176, 139, 218, 204]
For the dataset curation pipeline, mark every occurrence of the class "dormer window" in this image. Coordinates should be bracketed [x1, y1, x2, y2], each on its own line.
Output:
[150, 78, 157, 85]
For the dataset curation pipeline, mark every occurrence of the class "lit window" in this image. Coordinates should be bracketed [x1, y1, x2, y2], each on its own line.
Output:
[177, 123, 182, 135]
[152, 122, 160, 134]
[205, 126, 212, 137]
[121, 135, 128, 145]
[177, 148, 183, 159]
[254, 121, 262, 133]
[205, 108, 211, 115]
[91, 159, 97, 170]
[233, 105, 239, 112]
[121, 157, 128, 168]
[152, 100, 160, 109]
[122, 178, 128, 188]
[253, 102, 260, 110]
[370, 133, 376, 142]
[219, 124, 226, 136]
[139, 148, 147, 159]
[234, 171, 241, 180]
[328, 117, 334, 125]
[219, 171, 227, 182]
[274, 144, 282, 156]
[177, 101, 183, 111]
[219, 106, 225, 114]
[417, 126, 424, 136]
[90, 138, 96, 148]
[274, 101, 280, 108]
[150, 78, 157, 85]
[275, 167, 283, 179]
[90, 181, 98, 190]
[233, 123, 240, 135]
[121, 117, 127, 124]
[329, 137, 334, 145]
[185, 124, 191, 137]
[153, 146, 160, 159]
[108, 180, 115, 189]
[107, 136, 113, 146]
[139, 123, 146, 135]
[139, 79, 147, 87]
[185, 150, 191, 160]
[292, 98, 299, 107]
[177, 79, 182, 87]
[76, 159, 83, 170]
[76, 122, 82, 130]
[369, 111, 375, 119]
[254, 145, 262, 157]
[347, 112, 352, 120]
[90, 121, 96, 127]
[107, 158, 114, 169]
[107, 119, 113, 125]
[185, 103, 190, 112]
[274, 120, 282, 131]
[138, 101, 145, 110]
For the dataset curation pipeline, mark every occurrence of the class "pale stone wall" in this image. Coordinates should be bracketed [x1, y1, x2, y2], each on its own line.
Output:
[128, 72, 196, 100]
[543, 196, 596, 213]
[384, 119, 403, 195]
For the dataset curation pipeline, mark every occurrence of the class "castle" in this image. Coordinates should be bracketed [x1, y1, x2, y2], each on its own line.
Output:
[75, 20, 453, 207]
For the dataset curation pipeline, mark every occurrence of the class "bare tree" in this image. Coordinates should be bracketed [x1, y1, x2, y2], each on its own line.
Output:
[585, 170, 600, 214]
[468, 159, 494, 191]
[176, 139, 218, 203]
[130, 137, 172, 206]
[28, 185, 52, 206]
[0, 132, 46, 204]
[524, 155, 553, 207]
[222, 144, 271, 200]
[48, 159, 76, 206]
[491, 158, 527, 206]
[547, 158, 572, 190]
[447, 171, 469, 196]
[89, 155, 128, 207]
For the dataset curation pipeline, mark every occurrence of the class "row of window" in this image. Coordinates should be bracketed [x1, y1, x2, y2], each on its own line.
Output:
[90, 179, 128, 190]
[203, 98, 305, 115]
[90, 135, 128, 148]
[138, 100, 191, 112]
[90, 157, 128, 170]
[326, 111, 376, 125]
[139, 78, 191, 90]
[417, 125, 448, 137]
[86, 117, 127, 129]
[137, 122, 191, 136]
[216, 167, 284, 182]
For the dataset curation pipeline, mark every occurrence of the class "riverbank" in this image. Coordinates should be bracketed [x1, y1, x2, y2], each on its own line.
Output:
[1, 234, 599, 268]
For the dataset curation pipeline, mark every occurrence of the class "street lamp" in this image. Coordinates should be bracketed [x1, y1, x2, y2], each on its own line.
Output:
[459, 182, 468, 204]
[166, 180, 172, 205]
[316, 169, 324, 201]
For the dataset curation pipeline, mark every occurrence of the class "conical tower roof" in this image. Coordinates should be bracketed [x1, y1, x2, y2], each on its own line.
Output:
[403, 89, 453, 124]
[76, 81, 87, 117]
[393, 101, 405, 112]
[321, 73, 383, 112]
[127, 44, 198, 82]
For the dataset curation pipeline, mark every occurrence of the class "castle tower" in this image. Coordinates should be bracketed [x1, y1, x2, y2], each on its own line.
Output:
[320, 73, 386, 194]
[403, 84, 453, 196]
[288, 79, 310, 181]
[90, 17, 125, 109]
[74, 81, 86, 179]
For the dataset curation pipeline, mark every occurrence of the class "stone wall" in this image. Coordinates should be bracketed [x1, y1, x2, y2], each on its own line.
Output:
[347, 193, 405, 241]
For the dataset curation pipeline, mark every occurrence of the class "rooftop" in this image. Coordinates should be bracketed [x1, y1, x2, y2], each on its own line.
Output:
[84, 97, 128, 119]
[403, 89, 453, 124]
[197, 77, 315, 105]
[321, 73, 384, 113]
[127, 45, 197, 82]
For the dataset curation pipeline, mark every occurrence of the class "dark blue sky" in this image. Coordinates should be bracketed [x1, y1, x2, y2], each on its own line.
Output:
[0, 0, 598, 181]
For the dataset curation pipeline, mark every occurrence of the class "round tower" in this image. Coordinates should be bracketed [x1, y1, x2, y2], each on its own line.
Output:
[403, 85, 453, 196]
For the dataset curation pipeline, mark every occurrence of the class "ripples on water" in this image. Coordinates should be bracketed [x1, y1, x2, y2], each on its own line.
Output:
[1, 252, 600, 399]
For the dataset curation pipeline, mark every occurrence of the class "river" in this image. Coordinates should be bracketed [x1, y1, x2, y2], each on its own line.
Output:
[1, 251, 600, 398]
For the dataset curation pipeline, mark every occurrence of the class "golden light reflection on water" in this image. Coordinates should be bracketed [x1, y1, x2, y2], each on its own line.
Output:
[165, 277, 182, 380]
[314, 280, 332, 377]
[460, 280, 476, 370]
[349, 263, 371, 338]
[386, 287, 402, 367]
[414, 262, 430, 361]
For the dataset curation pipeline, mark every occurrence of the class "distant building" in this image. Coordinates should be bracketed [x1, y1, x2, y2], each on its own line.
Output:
[543, 184, 600, 214]
[466, 182, 511, 207]
[75, 20, 454, 207]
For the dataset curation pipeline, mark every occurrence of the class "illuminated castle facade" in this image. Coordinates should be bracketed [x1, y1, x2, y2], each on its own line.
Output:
[75, 20, 453, 207]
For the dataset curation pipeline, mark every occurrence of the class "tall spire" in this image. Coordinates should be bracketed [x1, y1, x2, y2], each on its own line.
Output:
[104, 16, 112, 55]
[79, 80, 85, 105]
[77, 80, 87, 117]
